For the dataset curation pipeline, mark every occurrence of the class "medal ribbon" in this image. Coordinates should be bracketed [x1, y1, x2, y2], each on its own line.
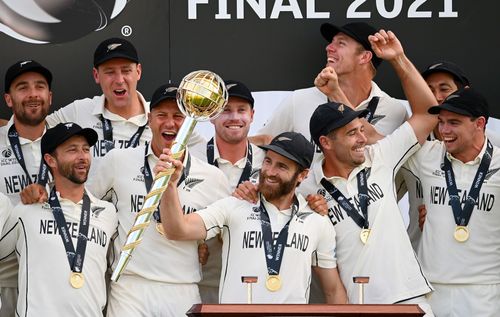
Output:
[7, 124, 49, 186]
[442, 140, 493, 226]
[207, 137, 253, 185]
[259, 194, 299, 276]
[320, 169, 369, 229]
[143, 145, 191, 223]
[48, 187, 90, 274]
[363, 96, 380, 123]
[99, 115, 146, 152]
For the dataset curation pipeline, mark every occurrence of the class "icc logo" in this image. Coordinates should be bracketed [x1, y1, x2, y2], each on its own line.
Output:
[0, 0, 130, 44]
[2, 148, 12, 158]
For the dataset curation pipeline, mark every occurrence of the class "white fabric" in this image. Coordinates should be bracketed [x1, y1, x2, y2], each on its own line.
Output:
[106, 275, 201, 317]
[197, 195, 337, 304]
[0, 118, 46, 310]
[396, 165, 424, 251]
[428, 283, 500, 317]
[0, 191, 117, 317]
[299, 122, 432, 304]
[405, 139, 500, 284]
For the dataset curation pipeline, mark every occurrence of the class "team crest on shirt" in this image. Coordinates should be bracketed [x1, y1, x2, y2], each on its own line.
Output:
[93, 121, 103, 130]
[91, 206, 106, 218]
[294, 210, 313, 223]
[182, 177, 204, 192]
[370, 115, 385, 126]
[485, 168, 500, 181]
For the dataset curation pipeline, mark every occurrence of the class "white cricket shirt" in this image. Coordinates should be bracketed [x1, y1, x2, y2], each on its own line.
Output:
[197, 195, 337, 304]
[0, 190, 117, 317]
[299, 122, 432, 304]
[405, 138, 500, 284]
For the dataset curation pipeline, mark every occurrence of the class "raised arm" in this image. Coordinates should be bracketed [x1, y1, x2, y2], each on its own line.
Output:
[314, 66, 353, 108]
[156, 148, 207, 241]
[369, 30, 438, 144]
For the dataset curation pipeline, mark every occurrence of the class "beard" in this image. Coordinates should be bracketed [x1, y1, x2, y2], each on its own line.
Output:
[14, 99, 49, 126]
[258, 170, 300, 202]
[57, 160, 89, 184]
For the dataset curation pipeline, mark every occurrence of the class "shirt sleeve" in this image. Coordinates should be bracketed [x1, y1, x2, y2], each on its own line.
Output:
[196, 197, 235, 240]
[0, 200, 18, 260]
[46, 100, 79, 127]
[312, 215, 337, 269]
[369, 122, 421, 174]
[86, 150, 116, 201]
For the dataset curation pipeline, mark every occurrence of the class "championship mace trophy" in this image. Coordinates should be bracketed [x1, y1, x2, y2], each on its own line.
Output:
[111, 70, 228, 282]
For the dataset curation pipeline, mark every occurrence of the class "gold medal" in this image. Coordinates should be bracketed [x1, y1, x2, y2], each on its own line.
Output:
[156, 223, 165, 235]
[359, 229, 371, 244]
[265, 275, 281, 292]
[454, 226, 469, 242]
[70, 272, 84, 289]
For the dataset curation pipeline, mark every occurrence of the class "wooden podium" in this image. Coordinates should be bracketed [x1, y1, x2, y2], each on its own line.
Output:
[186, 304, 425, 316]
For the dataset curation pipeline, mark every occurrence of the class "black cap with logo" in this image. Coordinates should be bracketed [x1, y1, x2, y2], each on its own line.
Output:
[93, 37, 139, 67]
[225, 80, 255, 108]
[42, 122, 98, 155]
[150, 83, 179, 110]
[421, 61, 470, 87]
[4, 60, 52, 93]
[428, 88, 489, 121]
[320, 22, 382, 69]
[310, 102, 369, 147]
[259, 132, 314, 169]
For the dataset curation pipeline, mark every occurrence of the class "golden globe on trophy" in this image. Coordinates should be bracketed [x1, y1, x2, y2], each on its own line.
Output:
[111, 70, 228, 282]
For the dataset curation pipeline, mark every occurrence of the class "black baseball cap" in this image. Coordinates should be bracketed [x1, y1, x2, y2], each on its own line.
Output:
[93, 37, 139, 67]
[421, 61, 470, 86]
[4, 60, 52, 93]
[320, 22, 382, 69]
[428, 88, 489, 120]
[310, 102, 369, 146]
[225, 80, 254, 107]
[259, 132, 314, 169]
[150, 83, 179, 110]
[42, 123, 98, 155]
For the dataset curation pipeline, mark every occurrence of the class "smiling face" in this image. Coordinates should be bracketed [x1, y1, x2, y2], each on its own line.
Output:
[211, 96, 254, 144]
[438, 109, 485, 160]
[4, 71, 52, 126]
[45, 135, 91, 184]
[323, 117, 367, 168]
[148, 100, 185, 156]
[258, 150, 307, 202]
[325, 33, 367, 76]
[93, 58, 141, 112]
